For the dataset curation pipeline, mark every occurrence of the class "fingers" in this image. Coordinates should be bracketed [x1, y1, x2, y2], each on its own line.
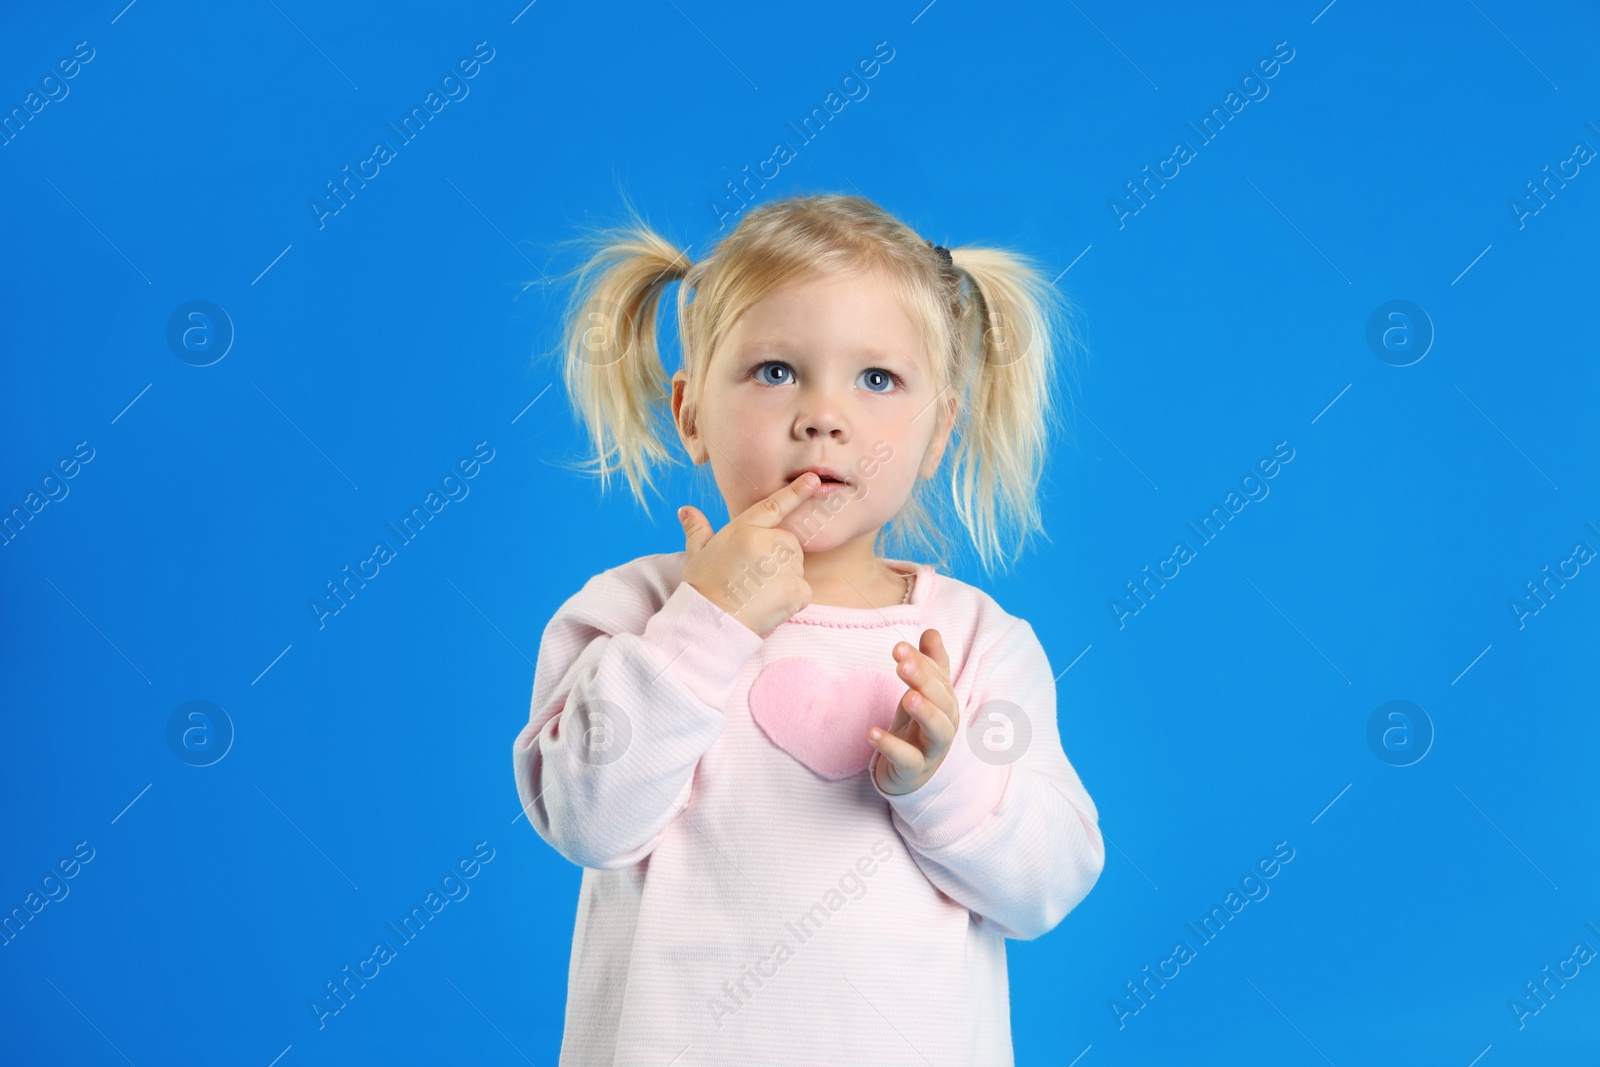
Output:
[894, 629, 949, 673]
[872, 628, 959, 785]
[892, 632, 956, 729]
[897, 683, 956, 750]
[735, 471, 821, 529]
[678, 505, 713, 555]
[869, 725, 927, 777]
[870, 686, 955, 783]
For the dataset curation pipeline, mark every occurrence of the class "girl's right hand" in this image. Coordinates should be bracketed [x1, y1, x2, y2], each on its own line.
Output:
[678, 472, 821, 638]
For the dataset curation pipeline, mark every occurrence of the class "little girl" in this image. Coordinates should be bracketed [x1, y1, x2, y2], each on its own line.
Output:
[512, 193, 1104, 1065]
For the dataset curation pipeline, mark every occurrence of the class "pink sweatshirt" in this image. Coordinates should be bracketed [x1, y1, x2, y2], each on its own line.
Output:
[512, 551, 1104, 1066]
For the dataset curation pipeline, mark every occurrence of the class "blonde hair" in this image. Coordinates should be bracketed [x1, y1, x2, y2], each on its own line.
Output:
[538, 192, 1084, 576]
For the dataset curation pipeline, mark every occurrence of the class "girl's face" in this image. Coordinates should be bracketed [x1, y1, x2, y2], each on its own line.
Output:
[672, 266, 955, 554]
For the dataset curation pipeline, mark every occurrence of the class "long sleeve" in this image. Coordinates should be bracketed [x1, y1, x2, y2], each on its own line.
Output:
[513, 571, 764, 870]
[869, 615, 1105, 940]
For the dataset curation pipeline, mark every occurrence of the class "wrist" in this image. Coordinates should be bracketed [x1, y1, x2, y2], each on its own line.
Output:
[686, 578, 763, 637]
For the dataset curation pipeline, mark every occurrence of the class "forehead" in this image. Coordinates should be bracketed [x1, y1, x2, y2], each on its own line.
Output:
[724, 267, 928, 358]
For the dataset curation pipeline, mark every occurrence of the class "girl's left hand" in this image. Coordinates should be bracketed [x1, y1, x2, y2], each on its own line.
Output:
[870, 629, 959, 796]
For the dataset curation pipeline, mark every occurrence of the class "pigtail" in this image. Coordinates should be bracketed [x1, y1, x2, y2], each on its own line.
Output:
[943, 246, 1081, 574]
[550, 218, 693, 508]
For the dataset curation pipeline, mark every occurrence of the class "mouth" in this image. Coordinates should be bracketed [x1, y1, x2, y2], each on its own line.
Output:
[785, 465, 852, 487]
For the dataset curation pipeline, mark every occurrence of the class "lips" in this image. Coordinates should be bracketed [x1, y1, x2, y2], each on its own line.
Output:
[785, 465, 852, 486]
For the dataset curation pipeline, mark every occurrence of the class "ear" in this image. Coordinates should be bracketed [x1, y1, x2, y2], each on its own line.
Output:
[918, 391, 957, 479]
[671, 369, 709, 466]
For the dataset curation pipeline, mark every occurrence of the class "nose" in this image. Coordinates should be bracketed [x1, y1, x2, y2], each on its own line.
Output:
[794, 382, 850, 440]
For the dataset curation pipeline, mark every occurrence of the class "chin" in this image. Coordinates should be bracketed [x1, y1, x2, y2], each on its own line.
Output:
[785, 519, 851, 553]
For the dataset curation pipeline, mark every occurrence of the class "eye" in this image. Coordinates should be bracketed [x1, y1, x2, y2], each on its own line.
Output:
[752, 360, 793, 386]
[858, 368, 903, 393]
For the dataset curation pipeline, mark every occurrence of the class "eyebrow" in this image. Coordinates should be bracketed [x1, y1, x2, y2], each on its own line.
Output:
[737, 341, 910, 364]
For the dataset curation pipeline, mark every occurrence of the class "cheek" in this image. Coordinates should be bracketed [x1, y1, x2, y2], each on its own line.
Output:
[882, 419, 935, 472]
[701, 396, 754, 448]
[721, 395, 776, 435]
[887, 459, 924, 502]
[856, 446, 920, 508]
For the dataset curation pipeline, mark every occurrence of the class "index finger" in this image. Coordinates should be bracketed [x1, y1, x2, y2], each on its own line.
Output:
[735, 471, 821, 529]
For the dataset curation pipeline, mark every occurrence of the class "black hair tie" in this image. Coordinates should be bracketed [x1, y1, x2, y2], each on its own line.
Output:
[932, 245, 952, 266]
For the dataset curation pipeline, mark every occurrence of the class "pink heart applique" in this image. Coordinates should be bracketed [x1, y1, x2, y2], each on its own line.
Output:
[747, 657, 905, 780]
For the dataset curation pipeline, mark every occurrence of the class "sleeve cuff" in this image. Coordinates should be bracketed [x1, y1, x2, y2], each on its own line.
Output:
[640, 579, 765, 710]
[872, 714, 1012, 850]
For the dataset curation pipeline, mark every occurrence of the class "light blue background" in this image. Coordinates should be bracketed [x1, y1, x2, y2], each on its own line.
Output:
[2, 1, 1596, 1063]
